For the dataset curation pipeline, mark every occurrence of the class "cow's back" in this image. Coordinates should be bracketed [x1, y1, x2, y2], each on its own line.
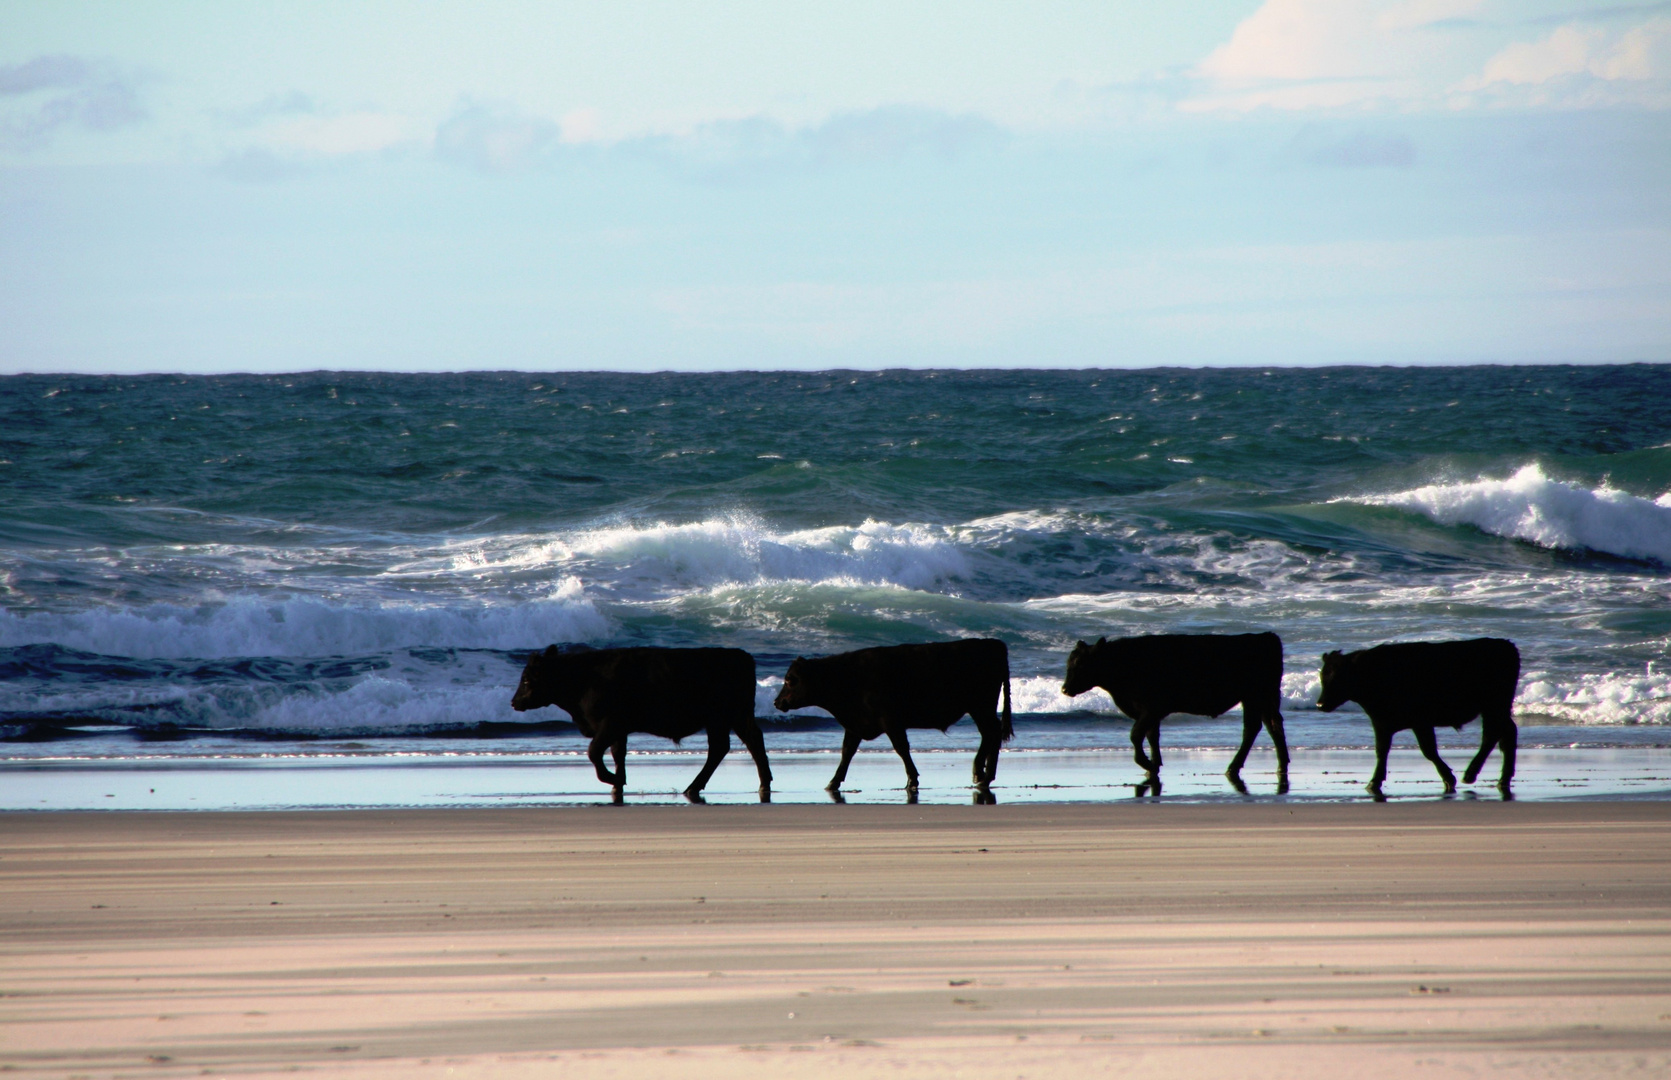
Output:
[575, 647, 756, 733]
[1104, 632, 1281, 718]
[1350, 638, 1519, 726]
[843, 639, 1008, 714]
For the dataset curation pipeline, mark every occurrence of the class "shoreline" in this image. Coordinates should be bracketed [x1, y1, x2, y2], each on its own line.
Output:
[3, 802, 1669, 1077]
[4, 745, 1668, 810]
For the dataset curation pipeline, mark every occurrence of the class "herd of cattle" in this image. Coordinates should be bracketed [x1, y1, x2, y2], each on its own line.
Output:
[510, 633, 1522, 801]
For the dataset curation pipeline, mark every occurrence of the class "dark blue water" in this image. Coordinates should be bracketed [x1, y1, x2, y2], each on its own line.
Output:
[3, 367, 1669, 764]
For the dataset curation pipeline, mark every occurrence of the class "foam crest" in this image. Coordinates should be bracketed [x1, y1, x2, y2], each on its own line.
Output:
[1013, 675, 1116, 715]
[1359, 464, 1671, 564]
[539, 514, 972, 592]
[1517, 666, 1671, 726]
[754, 673, 1120, 719]
[244, 678, 530, 733]
[0, 582, 607, 660]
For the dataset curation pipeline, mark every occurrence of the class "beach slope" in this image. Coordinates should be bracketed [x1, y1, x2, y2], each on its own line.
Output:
[3, 802, 1670, 1077]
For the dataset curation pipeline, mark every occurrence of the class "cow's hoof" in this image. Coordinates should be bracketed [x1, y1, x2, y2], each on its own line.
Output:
[1463, 769, 1481, 784]
[1226, 774, 1249, 795]
[682, 789, 707, 805]
[1442, 779, 1457, 795]
[757, 787, 772, 804]
[1275, 777, 1291, 796]
[827, 789, 847, 805]
[610, 786, 625, 806]
[824, 781, 842, 793]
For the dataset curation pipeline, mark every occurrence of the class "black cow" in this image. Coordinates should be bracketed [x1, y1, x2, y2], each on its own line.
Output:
[511, 645, 772, 801]
[1061, 633, 1290, 789]
[773, 639, 1012, 795]
[1316, 638, 1520, 795]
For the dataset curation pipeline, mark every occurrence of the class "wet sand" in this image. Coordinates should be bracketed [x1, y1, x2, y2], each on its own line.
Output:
[3, 803, 1670, 1077]
[6, 744, 1670, 809]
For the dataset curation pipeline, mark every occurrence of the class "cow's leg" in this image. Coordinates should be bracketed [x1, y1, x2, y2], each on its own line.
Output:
[1227, 711, 1261, 780]
[1463, 722, 1496, 786]
[1495, 716, 1518, 790]
[884, 724, 920, 793]
[611, 737, 628, 791]
[588, 732, 621, 788]
[1129, 722, 1156, 775]
[683, 726, 731, 800]
[972, 709, 1000, 787]
[1129, 717, 1159, 774]
[827, 729, 862, 792]
[1147, 722, 1163, 772]
[734, 717, 774, 796]
[1413, 725, 1456, 793]
[1368, 725, 1392, 796]
[1265, 707, 1291, 779]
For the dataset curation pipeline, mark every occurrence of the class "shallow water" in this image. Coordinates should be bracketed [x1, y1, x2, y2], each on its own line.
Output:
[6, 745, 1667, 810]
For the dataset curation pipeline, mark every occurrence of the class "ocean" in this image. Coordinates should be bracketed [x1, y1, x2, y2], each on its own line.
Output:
[3, 367, 1669, 805]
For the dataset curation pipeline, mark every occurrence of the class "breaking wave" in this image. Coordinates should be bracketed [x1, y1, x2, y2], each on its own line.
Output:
[432, 514, 973, 595]
[1518, 665, 1671, 726]
[1356, 464, 1671, 565]
[0, 581, 608, 660]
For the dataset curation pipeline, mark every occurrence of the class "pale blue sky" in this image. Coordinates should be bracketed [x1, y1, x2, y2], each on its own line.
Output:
[2, 1, 1668, 371]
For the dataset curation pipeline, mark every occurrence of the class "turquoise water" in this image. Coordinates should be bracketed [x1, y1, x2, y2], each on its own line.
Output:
[2, 367, 1669, 779]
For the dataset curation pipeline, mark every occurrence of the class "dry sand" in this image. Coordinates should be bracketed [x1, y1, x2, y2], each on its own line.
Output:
[3, 802, 1670, 1078]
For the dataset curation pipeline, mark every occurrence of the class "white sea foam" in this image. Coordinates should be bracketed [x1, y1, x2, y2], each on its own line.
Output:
[243, 678, 529, 733]
[0, 677, 538, 734]
[440, 514, 973, 595]
[0, 579, 607, 659]
[1517, 666, 1671, 726]
[758, 673, 1131, 718]
[1357, 464, 1671, 564]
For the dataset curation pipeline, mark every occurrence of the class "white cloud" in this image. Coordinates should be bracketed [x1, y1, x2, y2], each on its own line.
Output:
[211, 95, 426, 173]
[1462, 16, 1671, 88]
[559, 108, 601, 144]
[434, 101, 560, 171]
[261, 111, 419, 156]
[637, 106, 1005, 179]
[1186, 1, 1671, 112]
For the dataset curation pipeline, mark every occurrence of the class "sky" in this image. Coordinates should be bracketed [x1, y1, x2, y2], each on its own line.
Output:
[2, 0, 1668, 372]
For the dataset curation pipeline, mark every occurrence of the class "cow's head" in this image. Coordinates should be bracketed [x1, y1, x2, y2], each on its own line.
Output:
[773, 658, 813, 712]
[1061, 637, 1106, 697]
[1316, 649, 1352, 712]
[511, 645, 572, 712]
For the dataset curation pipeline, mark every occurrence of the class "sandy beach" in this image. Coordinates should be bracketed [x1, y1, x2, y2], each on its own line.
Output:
[3, 802, 1669, 1078]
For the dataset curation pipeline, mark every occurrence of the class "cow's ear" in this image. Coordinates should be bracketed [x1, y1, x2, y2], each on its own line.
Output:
[1075, 640, 1088, 649]
[1323, 650, 1340, 660]
[544, 644, 560, 657]
[1096, 636, 1106, 645]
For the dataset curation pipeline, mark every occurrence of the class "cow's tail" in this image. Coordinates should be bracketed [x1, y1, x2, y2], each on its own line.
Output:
[1001, 652, 1014, 742]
